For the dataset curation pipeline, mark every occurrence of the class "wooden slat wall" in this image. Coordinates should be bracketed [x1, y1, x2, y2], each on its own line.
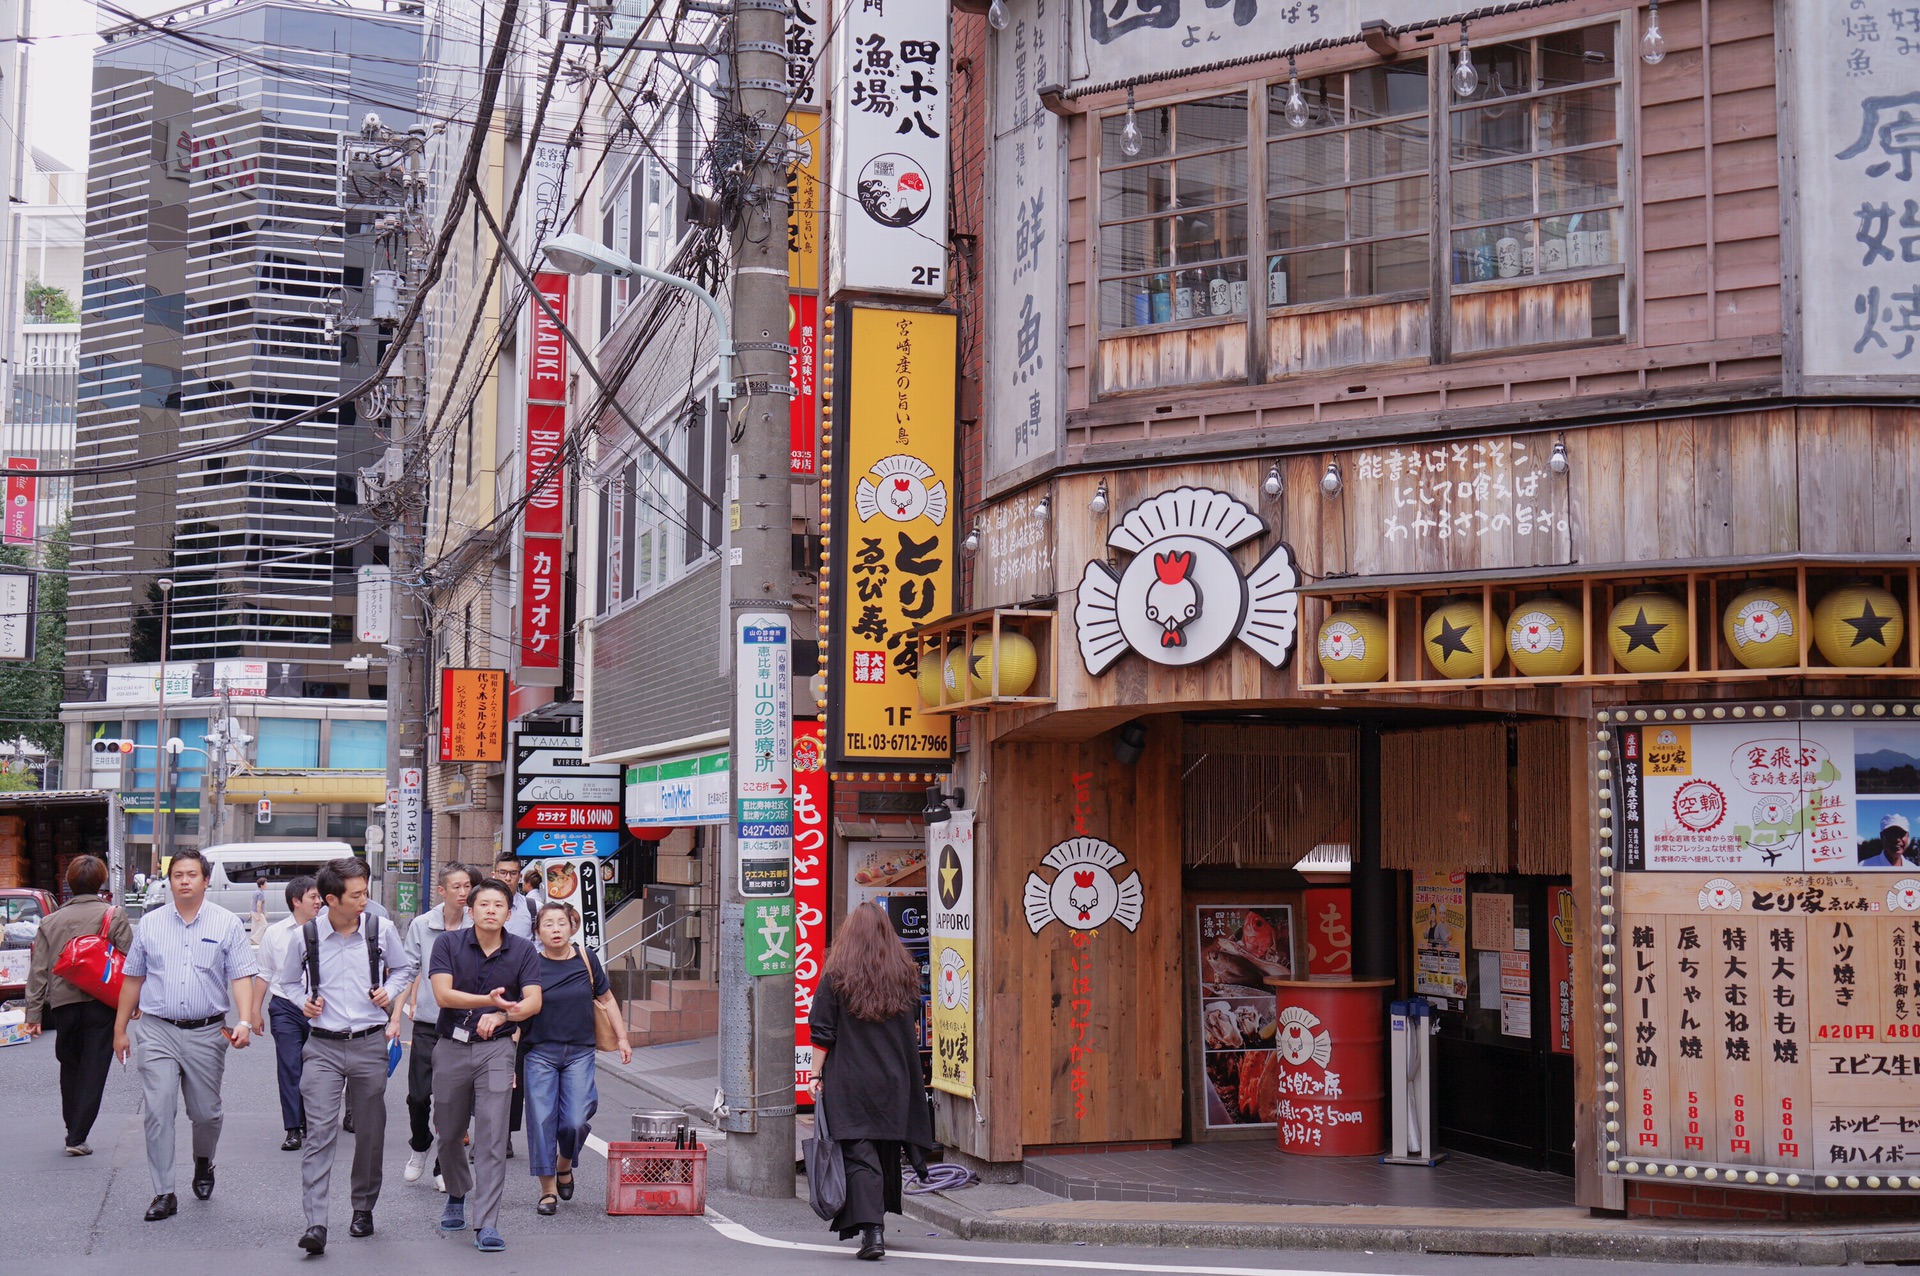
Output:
[1379, 724, 1511, 873]
[985, 719, 1185, 1150]
[1181, 722, 1356, 869]
[1268, 300, 1429, 377]
[1514, 720, 1573, 876]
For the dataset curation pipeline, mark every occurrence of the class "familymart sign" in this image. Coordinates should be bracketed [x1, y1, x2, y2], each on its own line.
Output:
[625, 748, 730, 832]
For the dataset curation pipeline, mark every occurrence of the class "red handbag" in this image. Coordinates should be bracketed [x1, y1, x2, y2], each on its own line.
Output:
[52, 906, 126, 1007]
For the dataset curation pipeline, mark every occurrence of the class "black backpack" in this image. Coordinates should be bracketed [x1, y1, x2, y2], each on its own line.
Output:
[304, 917, 385, 999]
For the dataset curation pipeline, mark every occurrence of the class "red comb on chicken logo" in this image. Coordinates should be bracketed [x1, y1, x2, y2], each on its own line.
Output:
[1073, 870, 1095, 888]
[1068, 870, 1099, 921]
[1154, 551, 1192, 583]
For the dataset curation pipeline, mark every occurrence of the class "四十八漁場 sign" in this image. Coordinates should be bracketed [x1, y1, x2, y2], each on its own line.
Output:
[825, 306, 955, 774]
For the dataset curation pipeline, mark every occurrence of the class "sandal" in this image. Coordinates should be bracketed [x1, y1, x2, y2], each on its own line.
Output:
[536, 1194, 558, 1216]
[555, 1170, 574, 1202]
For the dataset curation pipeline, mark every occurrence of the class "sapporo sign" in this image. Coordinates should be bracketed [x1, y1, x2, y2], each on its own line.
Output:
[929, 808, 976, 1098]
[439, 668, 507, 763]
[1604, 702, 1920, 1189]
[825, 305, 955, 773]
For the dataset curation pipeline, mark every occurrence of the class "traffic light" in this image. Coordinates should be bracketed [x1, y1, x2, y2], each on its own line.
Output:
[90, 738, 136, 764]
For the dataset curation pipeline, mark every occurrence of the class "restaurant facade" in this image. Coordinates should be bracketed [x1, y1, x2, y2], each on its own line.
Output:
[904, 0, 1920, 1219]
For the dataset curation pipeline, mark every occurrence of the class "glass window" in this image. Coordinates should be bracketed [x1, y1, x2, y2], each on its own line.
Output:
[132, 717, 208, 791]
[1098, 94, 1252, 332]
[254, 804, 320, 838]
[1265, 59, 1431, 307]
[257, 718, 322, 768]
[1447, 24, 1624, 309]
[329, 810, 369, 843]
[328, 719, 386, 769]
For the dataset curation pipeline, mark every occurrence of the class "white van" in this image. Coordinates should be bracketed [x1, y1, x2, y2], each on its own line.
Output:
[200, 841, 357, 923]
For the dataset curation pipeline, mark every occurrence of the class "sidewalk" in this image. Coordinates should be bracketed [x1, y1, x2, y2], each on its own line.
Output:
[597, 1034, 721, 1125]
[900, 1179, 1920, 1266]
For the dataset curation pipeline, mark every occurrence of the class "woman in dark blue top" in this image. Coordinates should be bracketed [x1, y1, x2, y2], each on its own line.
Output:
[523, 902, 629, 1214]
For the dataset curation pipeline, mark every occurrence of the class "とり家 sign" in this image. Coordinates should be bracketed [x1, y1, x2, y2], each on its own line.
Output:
[826, 306, 955, 774]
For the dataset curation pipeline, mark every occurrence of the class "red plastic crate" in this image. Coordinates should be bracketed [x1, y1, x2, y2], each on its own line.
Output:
[606, 1140, 707, 1216]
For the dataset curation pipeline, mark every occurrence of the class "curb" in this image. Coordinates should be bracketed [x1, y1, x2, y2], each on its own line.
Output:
[900, 1193, 1920, 1267]
[596, 1060, 719, 1127]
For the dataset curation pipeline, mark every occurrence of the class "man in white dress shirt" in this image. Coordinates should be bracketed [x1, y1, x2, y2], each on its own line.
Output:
[277, 857, 414, 1254]
[113, 848, 260, 1222]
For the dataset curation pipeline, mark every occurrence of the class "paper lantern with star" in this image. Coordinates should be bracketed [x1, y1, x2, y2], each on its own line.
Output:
[918, 652, 949, 707]
[970, 631, 1039, 697]
[1607, 592, 1688, 673]
[1424, 599, 1490, 679]
[1722, 586, 1800, 669]
[1813, 583, 1906, 667]
[1505, 596, 1584, 677]
[943, 647, 974, 702]
[1317, 608, 1389, 683]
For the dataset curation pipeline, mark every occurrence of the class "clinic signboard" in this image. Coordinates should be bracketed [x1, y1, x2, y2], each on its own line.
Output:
[736, 614, 793, 897]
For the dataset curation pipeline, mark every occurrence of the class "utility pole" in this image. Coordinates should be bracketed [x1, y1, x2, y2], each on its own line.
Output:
[351, 117, 431, 912]
[720, 0, 797, 1198]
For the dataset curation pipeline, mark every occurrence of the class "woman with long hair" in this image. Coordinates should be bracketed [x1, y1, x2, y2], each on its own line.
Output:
[808, 902, 934, 1260]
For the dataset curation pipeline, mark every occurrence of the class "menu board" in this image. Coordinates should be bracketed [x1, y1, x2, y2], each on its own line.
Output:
[1615, 871, 1920, 1178]
[1619, 717, 1920, 874]
[1606, 705, 1920, 1185]
[1195, 904, 1293, 1129]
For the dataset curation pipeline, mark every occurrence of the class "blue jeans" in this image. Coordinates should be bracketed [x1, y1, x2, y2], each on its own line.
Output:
[523, 1042, 598, 1178]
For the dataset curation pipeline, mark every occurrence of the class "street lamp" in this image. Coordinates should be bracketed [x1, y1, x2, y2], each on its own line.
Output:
[540, 232, 736, 403]
[155, 578, 175, 874]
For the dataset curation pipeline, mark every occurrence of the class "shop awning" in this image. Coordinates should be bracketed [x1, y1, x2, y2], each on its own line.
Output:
[221, 772, 386, 804]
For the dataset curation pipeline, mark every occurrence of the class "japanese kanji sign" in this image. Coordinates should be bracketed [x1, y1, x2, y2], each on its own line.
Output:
[1788, 4, 1920, 381]
[439, 668, 507, 763]
[793, 719, 830, 1101]
[788, 110, 823, 291]
[929, 808, 975, 1098]
[745, 898, 797, 977]
[790, 292, 819, 476]
[518, 272, 569, 684]
[828, 1, 950, 297]
[826, 305, 955, 773]
[736, 613, 793, 898]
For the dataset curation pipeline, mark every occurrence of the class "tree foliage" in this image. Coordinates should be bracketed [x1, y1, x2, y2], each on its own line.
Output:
[24, 278, 77, 324]
[0, 517, 70, 761]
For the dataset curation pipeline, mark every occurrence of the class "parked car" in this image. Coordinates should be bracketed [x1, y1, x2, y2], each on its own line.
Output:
[0, 887, 58, 999]
[201, 841, 356, 923]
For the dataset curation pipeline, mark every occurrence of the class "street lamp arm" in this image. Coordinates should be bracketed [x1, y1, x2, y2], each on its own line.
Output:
[538, 231, 734, 403]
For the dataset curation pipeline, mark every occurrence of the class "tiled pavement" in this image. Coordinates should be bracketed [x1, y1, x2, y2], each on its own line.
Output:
[1020, 1141, 1576, 1209]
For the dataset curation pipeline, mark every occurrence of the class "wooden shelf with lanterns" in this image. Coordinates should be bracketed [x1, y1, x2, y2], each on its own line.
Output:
[907, 606, 1056, 714]
[1298, 559, 1920, 692]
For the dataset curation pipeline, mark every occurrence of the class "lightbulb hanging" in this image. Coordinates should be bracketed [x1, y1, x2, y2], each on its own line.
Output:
[1641, 0, 1666, 64]
[1452, 23, 1478, 99]
[988, 0, 1009, 31]
[1284, 56, 1309, 129]
[1121, 85, 1143, 157]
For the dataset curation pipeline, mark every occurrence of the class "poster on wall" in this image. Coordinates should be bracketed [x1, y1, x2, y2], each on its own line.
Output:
[1196, 904, 1293, 1128]
[527, 855, 604, 952]
[846, 839, 926, 913]
[827, 2, 950, 298]
[1548, 884, 1574, 1055]
[825, 306, 955, 773]
[1616, 715, 1920, 874]
[1412, 871, 1468, 1004]
[929, 809, 975, 1098]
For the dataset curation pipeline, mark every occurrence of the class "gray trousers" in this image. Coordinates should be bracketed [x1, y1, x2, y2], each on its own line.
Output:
[132, 1016, 229, 1196]
[299, 1032, 390, 1226]
[432, 1034, 515, 1231]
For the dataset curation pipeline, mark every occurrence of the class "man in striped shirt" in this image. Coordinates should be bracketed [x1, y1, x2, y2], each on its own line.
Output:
[113, 847, 260, 1222]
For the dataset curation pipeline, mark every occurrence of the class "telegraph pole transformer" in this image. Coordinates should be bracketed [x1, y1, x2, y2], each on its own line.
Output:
[719, 0, 798, 1198]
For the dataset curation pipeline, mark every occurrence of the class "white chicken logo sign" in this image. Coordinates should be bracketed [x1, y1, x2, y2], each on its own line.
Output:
[855, 454, 948, 526]
[1275, 1004, 1333, 1069]
[937, 948, 971, 1011]
[1024, 837, 1145, 934]
[1076, 487, 1299, 673]
[1889, 879, 1920, 912]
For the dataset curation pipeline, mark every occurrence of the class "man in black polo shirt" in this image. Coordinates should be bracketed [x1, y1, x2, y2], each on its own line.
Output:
[428, 877, 542, 1253]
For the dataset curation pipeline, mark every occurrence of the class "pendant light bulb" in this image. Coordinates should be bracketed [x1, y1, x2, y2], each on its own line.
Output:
[1121, 86, 1143, 157]
[1320, 460, 1343, 497]
[1641, 0, 1666, 64]
[1263, 464, 1283, 499]
[1452, 24, 1478, 99]
[987, 0, 1010, 30]
[1285, 57, 1309, 129]
[1089, 479, 1109, 515]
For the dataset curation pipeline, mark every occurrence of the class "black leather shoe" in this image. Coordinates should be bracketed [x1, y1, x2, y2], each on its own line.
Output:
[190, 1158, 215, 1201]
[298, 1225, 327, 1255]
[505, 1136, 515, 1159]
[856, 1225, 885, 1260]
[342, 1113, 355, 1134]
[349, 1210, 373, 1238]
[281, 1130, 303, 1152]
[144, 1194, 177, 1222]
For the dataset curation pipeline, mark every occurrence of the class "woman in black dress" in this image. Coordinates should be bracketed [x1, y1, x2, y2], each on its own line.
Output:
[808, 902, 933, 1260]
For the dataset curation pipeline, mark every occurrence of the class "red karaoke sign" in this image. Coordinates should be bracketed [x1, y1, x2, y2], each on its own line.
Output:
[518, 274, 569, 679]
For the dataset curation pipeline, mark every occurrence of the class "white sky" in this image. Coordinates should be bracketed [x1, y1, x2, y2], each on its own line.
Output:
[27, 0, 102, 173]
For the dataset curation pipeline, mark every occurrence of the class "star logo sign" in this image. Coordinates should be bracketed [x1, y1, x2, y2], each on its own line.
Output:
[937, 843, 964, 910]
[1429, 616, 1474, 661]
[1619, 607, 1668, 654]
[1843, 598, 1894, 647]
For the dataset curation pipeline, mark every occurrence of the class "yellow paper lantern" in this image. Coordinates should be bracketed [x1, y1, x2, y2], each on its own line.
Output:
[917, 653, 948, 707]
[943, 647, 973, 701]
[970, 631, 1039, 697]
[1424, 599, 1489, 680]
[1722, 586, 1800, 669]
[1813, 583, 1906, 668]
[1317, 608, 1389, 683]
[1505, 596, 1584, 678]
[1608, 591, 1689, 673]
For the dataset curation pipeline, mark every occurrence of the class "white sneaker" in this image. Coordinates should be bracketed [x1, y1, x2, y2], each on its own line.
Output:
[405, 1149, 428, 1182]
[434, 1171, 446, 1193]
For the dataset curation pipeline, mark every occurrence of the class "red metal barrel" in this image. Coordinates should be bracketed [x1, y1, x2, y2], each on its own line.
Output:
[1267, 978, 1392, 1157]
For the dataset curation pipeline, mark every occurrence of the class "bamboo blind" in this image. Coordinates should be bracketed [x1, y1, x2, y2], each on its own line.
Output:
[1513, 719, 1572, 876]
[1380, 724, 1511, 873]
[1181, 723, 1357, 869]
